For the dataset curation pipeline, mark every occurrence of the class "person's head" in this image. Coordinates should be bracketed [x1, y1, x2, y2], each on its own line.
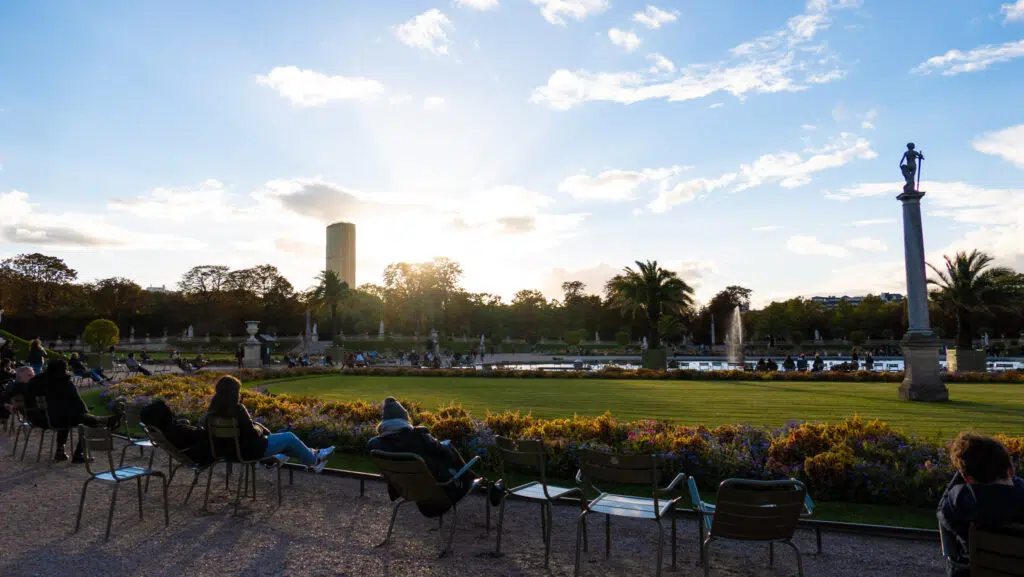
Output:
[139, 399, 175, 430]
[128, 352, 135, 359]
[377, 397, 413, 435]
[45, 359, 68, 376]
[208, 375, 243, 416]
[29, 339, 42, 353]
[907, 142, 915, 151]
[15, 366, 34, 382]
[70, 352, 79, 360]
[950, 433, 1014, 484]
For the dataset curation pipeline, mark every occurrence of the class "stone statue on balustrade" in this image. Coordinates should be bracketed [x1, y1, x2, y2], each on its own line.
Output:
[899, 142, 924, 193]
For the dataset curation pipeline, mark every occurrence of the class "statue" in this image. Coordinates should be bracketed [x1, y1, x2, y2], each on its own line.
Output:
[899, 142, 924, 193]
[312, 322, 318, 336]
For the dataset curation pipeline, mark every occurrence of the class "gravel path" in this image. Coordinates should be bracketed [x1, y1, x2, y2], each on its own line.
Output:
[0, 434, 945, 577]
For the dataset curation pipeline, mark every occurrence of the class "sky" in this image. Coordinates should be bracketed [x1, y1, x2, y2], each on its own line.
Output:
[1, 0, 1023, 307]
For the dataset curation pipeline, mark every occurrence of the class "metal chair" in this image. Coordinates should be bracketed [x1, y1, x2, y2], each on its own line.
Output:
[7, 394, 26, 441]
[115, 404, 157, 488]
[370, 450, 485, 558]
[141, 423, 218, 505]
[493, 436, 586, 566]
[573, 450, 686, 577]
[14, 396, 74, 462]
[969, 522, 1024, 576]
[206, 415, 285, 514]
[691, 478, 808, 577]
[74, 425, 169, 540]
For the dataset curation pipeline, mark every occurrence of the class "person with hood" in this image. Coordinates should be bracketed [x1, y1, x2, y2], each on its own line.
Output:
[139, 399, 215, 467]
[28, 360, 122, 462]
[201, 375, 334, 471]
[367, 397, 489, 517]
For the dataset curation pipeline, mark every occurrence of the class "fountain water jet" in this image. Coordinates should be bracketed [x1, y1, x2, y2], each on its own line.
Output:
[727, 306, 744, 368]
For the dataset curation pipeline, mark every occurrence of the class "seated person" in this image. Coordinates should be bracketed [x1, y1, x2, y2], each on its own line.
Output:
[139, 399, 215, 467]
[28, 360, 122, 462]
[938, 432, 1024, 577]
[68, 353, 110, 385]
[125, 352, 153, 376]
[201, 375, 333, 471]
[367, 397, 489, 517]
[1, 364, 32, 420]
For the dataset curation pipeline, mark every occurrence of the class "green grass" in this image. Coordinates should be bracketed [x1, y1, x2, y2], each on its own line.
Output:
[265, 375, 1024, 440]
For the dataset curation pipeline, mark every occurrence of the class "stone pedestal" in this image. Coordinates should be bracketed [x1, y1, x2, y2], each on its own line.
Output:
[243, 343, 263, 368]
[946, 348, 987, 373]
[641, 348, 667, 370]
[898, 333, 947, 401]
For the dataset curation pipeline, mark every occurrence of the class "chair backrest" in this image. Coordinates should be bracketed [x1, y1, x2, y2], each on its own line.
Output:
[33, 396, 52, 427]
[11, 394, 25, 411]
[207, 414, 247, 462]
[142, 423, 198, 468]
[495, 436, 547, 478]
[578, 449, 662, 488]
[79, 425, 119, 477]
[370, 450, 451, 509]
[970, 523, 1024, 576]
[122, 404, 144, 438]
[710, 478, 806, 542]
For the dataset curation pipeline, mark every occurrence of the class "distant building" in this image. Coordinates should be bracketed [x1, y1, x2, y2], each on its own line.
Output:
[810, 293, 904, 309]
[326, 222, 356, 288]
[145, 285, 169, 293]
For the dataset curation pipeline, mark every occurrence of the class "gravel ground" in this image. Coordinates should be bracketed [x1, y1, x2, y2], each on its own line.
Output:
[0, 434, 945, 577]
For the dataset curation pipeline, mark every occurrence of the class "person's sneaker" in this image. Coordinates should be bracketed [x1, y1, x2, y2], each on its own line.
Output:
[71, 453, 91, 464]
[315, 446, 335, 461]
[489, 480, 507, 507]
[54, 451, 69, 462]
[264, 453, 288, 469]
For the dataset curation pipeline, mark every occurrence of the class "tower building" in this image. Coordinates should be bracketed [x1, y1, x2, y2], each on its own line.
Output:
[326, 222, 356, 288]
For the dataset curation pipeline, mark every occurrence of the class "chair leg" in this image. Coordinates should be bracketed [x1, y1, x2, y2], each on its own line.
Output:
[250, 464, 257, 500]
[671, 513, 677, 570]
[440, 505, 458, 558]
[203, 464, 215, 511]
[75, 478, 94, 532]
[376, 499, 407, 548]
[184, 470, 200, 505]
[495, 496, 507, 555]
[605, 514, 611, 559]
[697, 517, 705, 565]
[119, 443, 131, 468]
[540, 502, 548, 543]
[783, 540, 804, 577]
[168, 463, 179, 486]
[544, 501, 554, 568]
[106, 483, 120, 540]
[574, 512, 588, 577]
[136, 477, 144, 519]
[144, 448, 156, 492]
[654, 520, 665, 577]
[702, 537, 714, 577]
[276, 464, 282, 506]
[581, 499, 588, 552]
[36, 429, 46, 462]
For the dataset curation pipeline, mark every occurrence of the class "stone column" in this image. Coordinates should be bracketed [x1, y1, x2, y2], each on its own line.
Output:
[896, 189, 948, 401]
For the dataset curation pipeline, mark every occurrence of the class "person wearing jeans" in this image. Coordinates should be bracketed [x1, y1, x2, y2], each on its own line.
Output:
[264, 431, 332, 467]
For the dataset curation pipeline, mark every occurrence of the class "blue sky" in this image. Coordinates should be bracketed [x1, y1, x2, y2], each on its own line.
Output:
[1, 0, 1023, 305]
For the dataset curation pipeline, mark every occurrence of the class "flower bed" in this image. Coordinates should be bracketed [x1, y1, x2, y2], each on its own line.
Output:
[226, 365, 1024, 383]
[102, 373, 1024, 507]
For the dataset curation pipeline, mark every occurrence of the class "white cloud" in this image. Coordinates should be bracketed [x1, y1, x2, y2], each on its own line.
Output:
[752, 225, 782, 232]
[530, 0, 609, 25]
[823, 182, 899, 201]
[531, 0, 858, 110]
[709, 102, 724, 109]
[646, 173, 738, 213]
[846, 236, 887, 252]
[109, 180, 239, 222]
[911, 39, 1024, 75]
[388, 94, 413, 105]
[860, 108, 877, 129]
[1002, 0, 1024, 22]
[646, 53, 675, 73]
[851, 218, 894, 227]
[395, 9, 454, 55]
[454, 0, 499, 10]
[801, 124, 818, 131]
[256, 66, 384, 107]
[608, 28, 642, 52]
[423, 96, 447, 109]
[972, 124, 1024, 168]
[631, 5, 678, 29]
[559, 166, 689, 201]
[786, 235, 849, 258]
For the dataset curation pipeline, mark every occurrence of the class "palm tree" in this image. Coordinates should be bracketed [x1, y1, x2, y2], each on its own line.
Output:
[309, 270, 350, 340]
[605, 260, 695, 347]
[928, 250, 1024, 347]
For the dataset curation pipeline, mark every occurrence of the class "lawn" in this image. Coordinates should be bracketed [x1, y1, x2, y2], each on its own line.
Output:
[265, 375, 1024, 440]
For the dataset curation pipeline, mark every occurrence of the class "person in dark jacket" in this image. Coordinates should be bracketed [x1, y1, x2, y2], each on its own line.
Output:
[367, 397, 482, 517]
[1, 364, 31, 420]
[28, 360, 121, 462]
[27, 339, 46, 375]
[139, 399, 215, 466]
[201, 375, 333, 471]
[782, 355, 796, 371]
[938, 432, 1024, 577]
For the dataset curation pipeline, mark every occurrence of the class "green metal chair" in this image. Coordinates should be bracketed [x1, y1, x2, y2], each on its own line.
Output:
[573, 449, 686, 577]
[370, 450, 485, 558]
[74, 425, 169, 540]
[141, 423, 215, 505]
[206, 415, 286, 514]
[969, 522, 1024, 576]
[493, 436, 586, 567]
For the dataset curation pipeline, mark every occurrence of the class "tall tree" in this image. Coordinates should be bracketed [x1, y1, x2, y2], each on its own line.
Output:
[605, 260, 695, 347]
[928, 250, 1024, 347]
[0, 253, 78, 313]
[309, 270, 350, 339]
[178, 265, 230, 304]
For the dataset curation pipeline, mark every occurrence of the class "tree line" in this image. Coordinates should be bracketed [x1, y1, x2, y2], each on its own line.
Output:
[0, 251, 1021, 348]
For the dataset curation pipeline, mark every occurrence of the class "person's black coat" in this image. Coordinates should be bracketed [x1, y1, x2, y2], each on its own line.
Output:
[140, 400, 216, 466]
[938, 475, 1024, 563]
[28, 372, 86, 427]
[201, 404, 268, 462]
[367, 426, 474, 517]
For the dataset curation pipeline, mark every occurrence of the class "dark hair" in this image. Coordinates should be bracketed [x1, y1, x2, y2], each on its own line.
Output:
[45, 359, 68, 375]
[950, 433, 1013, 484]
[29, 339, 43, 353]
[207, 375, 242, 417]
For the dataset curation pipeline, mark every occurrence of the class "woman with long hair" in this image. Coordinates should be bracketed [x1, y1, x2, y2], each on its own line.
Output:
[203, 375, 333, 472]
[27, 339, 46, 375]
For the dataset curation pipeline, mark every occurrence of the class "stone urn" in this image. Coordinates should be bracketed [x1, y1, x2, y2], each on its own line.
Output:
[245, 321, 260, 344]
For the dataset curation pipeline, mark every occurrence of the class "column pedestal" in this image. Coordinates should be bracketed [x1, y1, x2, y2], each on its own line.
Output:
[897, 332, 947, 401]
[243, 343, 263, 368]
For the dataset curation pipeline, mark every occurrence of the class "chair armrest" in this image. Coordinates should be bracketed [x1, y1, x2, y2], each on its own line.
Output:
[654, 473, 686, 496]
[575, 469, 583, 484]
[687, 477, 710, 514]
[803, 493, 816, 516]
[439, 455, 480, 486]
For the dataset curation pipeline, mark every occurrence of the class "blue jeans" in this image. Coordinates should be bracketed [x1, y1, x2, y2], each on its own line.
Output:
[263, 432, 316, 466]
